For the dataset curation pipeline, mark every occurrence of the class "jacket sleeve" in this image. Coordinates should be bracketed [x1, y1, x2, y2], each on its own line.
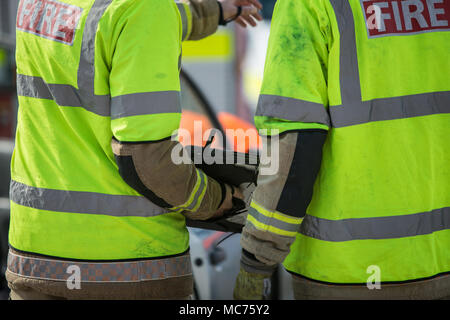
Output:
[241, 0, 331, 268]
[109, 0, 225, 220]
[176, 0, 220, 41]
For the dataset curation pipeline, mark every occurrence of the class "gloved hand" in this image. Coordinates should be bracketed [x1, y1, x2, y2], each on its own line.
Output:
[233, 267, 271, 300]
[212, 184, 244, 219]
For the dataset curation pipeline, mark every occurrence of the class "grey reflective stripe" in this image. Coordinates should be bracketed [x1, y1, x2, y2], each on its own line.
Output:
[331, 0, 360, 107]
[77, 0, 112, 101]
[184, 170, 207, 212]
[17, 74, 82, 106]
[300, 207, 450, 242]
[111, 91, 181, 120]
[16, 74, 54, 100]
[256, 94, 331, 127]
[330, 91, 450, 127]
[7, 251, 192, 282]
[172, 170, 207, 212]
[248, 207, 300, 234]
[77, 0, 113, 115]
[176, 2, 189, 41]
[16, 74, 111, 116]
[10, 180, 170, 217]
[329, 0, 450, 128]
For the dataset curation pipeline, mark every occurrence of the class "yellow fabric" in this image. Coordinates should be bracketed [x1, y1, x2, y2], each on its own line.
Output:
[253, 0, 450, 284]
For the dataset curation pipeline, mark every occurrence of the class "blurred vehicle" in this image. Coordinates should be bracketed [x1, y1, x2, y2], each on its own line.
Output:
[189, 228, 294, 300]
[179, 70, 261, 152]
[189, 228, 241, 300]
[181, 25, 238, 117]
[0, 0, 17, 299]
[0, 0, 18, 139]
[0, 139, 12, 300]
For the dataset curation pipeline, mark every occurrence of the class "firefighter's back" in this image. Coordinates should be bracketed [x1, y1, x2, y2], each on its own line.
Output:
[10, 0, 189, 261]
[283, 0, 450, 289]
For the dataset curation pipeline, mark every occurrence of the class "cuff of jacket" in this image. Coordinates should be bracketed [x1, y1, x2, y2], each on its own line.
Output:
[111, 138, 223, 219]
[240, 249, 277, 276]
[181, 0, 220, 41]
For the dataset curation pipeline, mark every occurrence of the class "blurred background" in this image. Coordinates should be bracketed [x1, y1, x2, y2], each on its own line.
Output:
[0, 0, 293, 300]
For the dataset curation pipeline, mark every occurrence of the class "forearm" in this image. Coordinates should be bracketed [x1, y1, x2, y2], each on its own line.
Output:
[238, 0, 330, 275]
[112, 139, 224, 220]
[241, 130, 327, 269]
[177, 0, 220, 41]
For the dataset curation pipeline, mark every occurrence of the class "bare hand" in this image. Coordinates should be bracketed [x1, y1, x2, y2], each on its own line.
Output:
[212, 184, 244, 219]
[218, 0, 263, 28]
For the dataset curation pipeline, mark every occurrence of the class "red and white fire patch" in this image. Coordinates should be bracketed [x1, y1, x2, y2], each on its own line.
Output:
[361, 0, 450, 37]
[16, 0, 83, 45]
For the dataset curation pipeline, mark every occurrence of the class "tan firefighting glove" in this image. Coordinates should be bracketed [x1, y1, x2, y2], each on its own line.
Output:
[233, 268, 272, 300]
[233, 249, 276, 300]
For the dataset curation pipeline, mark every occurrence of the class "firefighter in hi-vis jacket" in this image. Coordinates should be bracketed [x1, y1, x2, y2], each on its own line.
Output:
[6, 0, 262, 300]
[234, 0, 450, 300]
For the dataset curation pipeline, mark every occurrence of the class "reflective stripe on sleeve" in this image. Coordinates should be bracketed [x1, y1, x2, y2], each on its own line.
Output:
[171, 169, 208, 213]
[111, 91, 181, 120]
[176, 1, 191, 41]
[247, 201, 303, 237]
